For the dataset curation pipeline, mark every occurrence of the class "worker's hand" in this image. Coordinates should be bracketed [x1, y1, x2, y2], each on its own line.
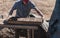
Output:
[8, 15, 12, 17]
[7, 15, 12, 20]
[41, 15, 44, 19]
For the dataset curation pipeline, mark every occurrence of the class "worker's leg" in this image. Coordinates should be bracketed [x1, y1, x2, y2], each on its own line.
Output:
[15, 29, 20, 38]
[34, 26, 47, 38]
[38, 26, 47, 38]
[15, 29, 27, 38]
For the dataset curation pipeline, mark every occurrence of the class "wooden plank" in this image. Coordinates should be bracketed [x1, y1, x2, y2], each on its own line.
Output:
[32, 29, 34, 38]
[7, 18, 42, 25]
[27, 29, 30, 38]
[0, 24, 38, 30]
[17, 18, 42, 22]
[8, 21, 42, 25]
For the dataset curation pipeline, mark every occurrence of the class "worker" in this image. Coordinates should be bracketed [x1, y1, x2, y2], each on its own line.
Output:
[8, 0, 43, 38]
[9, 0, 43, 18]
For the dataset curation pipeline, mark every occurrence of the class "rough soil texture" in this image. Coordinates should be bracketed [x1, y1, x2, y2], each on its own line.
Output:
[0, 0, 56, 38]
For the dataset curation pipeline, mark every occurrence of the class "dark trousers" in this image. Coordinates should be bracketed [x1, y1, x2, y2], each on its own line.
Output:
[15, 26, 47, 38]
[15, 29, 27, 38]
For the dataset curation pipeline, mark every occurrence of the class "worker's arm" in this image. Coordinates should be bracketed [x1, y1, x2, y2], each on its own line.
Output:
[30, 1, 43, 17]
[8, 3, 17, 19]
[34, 7, 43, 17]
[9, 3, 17, 15]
